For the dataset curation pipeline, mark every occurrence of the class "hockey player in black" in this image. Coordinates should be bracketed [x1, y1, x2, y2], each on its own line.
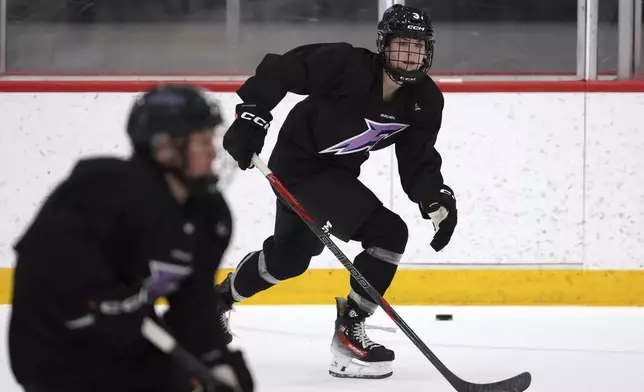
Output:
[219, 4, 457, 379]
[8, 84, 253, 392]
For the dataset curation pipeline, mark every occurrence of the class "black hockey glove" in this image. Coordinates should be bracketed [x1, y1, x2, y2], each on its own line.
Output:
[419, 184, 457, 252]
[203, 348, 254, 392]
[223, 103, 272, 170]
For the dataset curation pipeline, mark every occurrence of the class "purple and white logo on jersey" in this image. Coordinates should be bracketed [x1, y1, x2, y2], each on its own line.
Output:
[319, 119, 409, 155]
[143, 260, 193, 300]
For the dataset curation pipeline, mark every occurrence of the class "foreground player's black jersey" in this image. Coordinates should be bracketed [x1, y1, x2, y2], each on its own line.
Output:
[9, 156, 232, 390]
[237, 42, 446, 204]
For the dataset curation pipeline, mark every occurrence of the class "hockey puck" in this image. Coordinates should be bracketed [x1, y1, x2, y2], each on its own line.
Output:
[435, 314, 453, 321]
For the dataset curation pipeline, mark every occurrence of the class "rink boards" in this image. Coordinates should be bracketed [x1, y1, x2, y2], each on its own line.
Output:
[0, 80, 643, 306]
[1, 268, 644, 306]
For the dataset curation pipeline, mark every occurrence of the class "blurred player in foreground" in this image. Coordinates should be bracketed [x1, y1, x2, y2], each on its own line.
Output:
[8, 84, 253, 392]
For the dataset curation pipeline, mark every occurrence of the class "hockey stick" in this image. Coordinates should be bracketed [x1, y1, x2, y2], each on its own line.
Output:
[250, 154, 531, 392]
[141, 317, 225, 392]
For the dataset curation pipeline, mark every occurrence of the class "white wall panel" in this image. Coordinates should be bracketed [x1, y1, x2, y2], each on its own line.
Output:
[0, 91, 642, 269]
[584, 93, 644, 269]
[392, 93, 585, 266]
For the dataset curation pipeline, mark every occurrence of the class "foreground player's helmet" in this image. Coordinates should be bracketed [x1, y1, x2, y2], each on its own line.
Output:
[377, 4, 435, 84]
[127, 84, 222, 152]
[126, 84, 229, 191]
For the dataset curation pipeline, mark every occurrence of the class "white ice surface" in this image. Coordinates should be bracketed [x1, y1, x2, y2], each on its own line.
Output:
[1, 305, 643, 392]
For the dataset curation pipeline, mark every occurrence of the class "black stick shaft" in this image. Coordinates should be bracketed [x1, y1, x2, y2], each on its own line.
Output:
[141, 317, 221, 392]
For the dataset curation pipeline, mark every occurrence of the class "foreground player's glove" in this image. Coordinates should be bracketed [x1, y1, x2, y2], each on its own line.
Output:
[223, 103, 272, 170]
[419, 184, 457, 252]
[203, 348, 254, 392]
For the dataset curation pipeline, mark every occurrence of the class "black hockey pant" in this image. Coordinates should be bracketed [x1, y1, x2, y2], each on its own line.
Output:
[228, 169, 409, 314]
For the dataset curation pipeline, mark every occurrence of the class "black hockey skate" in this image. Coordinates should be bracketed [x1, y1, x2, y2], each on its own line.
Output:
[329, 297, 395, 379]
[214, 273, 235, 345]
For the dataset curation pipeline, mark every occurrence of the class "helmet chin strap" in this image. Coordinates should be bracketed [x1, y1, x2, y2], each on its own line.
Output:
[381, 55, 424, 85]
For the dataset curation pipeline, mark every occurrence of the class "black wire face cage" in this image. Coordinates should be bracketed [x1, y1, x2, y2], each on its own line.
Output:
[378, 33, 434, 84]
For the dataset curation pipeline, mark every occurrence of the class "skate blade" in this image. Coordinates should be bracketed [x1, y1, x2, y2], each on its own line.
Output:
[329, 353, 393, 379]
[329, 370, 393, 379]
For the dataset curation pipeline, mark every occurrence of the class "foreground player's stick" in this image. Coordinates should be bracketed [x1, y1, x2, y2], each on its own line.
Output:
[250, 154, 531, 392]
[141, 317, 224, 392]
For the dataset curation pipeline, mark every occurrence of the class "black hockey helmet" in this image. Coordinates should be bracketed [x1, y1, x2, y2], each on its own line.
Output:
[377, 4, 435, 84]
[127, 83, 222, 153]
[126, 83, 226, 194]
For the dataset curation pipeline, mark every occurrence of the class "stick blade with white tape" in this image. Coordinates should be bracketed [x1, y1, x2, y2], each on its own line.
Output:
[451, 371, 531, 392]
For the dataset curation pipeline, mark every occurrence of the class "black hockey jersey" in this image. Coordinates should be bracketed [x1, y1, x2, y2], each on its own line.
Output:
[237, 42, 446, 204]
[8, 155, 232, 391]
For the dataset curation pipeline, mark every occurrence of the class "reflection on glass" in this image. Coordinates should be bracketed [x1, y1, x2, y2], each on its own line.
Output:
[636, 0, 644, 77]
[597, 0, 618, 75]
[407, 0, 578, 75]
[5, 0, 580, 76]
